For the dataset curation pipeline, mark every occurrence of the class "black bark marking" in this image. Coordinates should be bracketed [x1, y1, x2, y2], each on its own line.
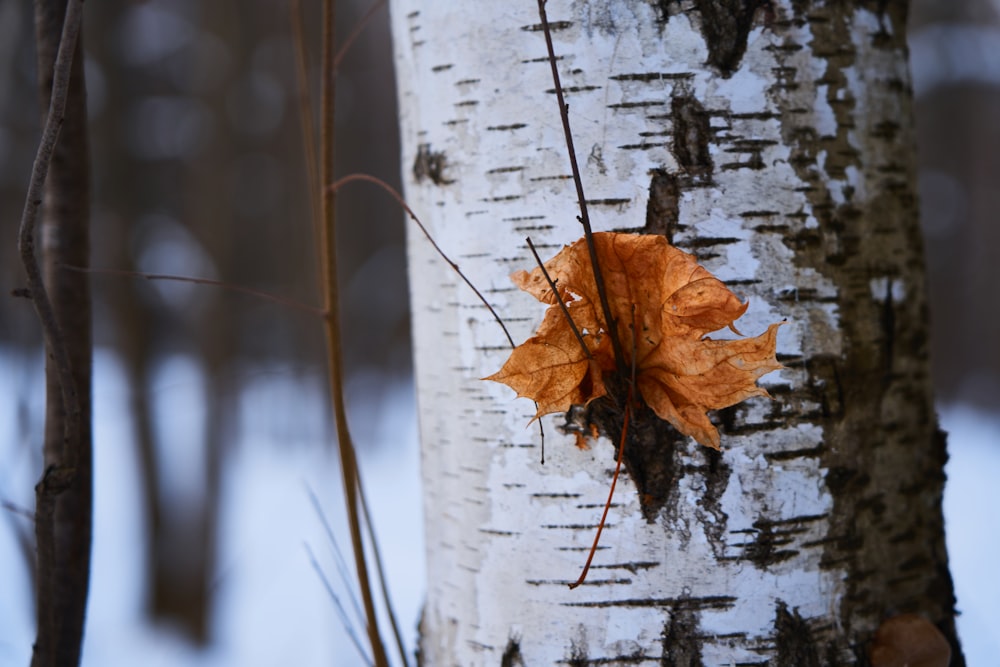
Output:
[772, 601, 821, 667]
[563, 595, 736, 610]
[644, 169, 680, 243]
[501, 634, 526, 667]
[670, 95, 713, 180]
[413, 143, 454, 185]
[522, 20, 573, 33]
[689, 0, 773, 76]
[660, 604, 705, 667]
[720, 138, 776, 170]
[580, 382, 686, 522]
[733, 514, 827, 568]
[738, 519, 796, 566]
[648, 0, 675, 27]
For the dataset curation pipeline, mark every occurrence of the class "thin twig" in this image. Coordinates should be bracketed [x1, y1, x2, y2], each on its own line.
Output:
[330, 173, 545, 460]
[536, 0, 626, 376]
[18, 4, 85, 663]
[329, 173, 515, 348]
[17, 0, 85, 471]
[2, 500, 35, 522]
[334, 0, 386, 72]
[525, 237, 590, 359]
[62, 265, 325, 317]
[289, 0, 321, 245]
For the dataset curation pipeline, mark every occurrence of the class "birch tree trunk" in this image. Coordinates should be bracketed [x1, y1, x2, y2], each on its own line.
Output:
[389, 1, 962, 664]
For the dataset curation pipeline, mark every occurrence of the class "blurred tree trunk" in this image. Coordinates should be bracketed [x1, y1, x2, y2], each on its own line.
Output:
[31, 0, 92, 664]
[390, 1, 963, 664]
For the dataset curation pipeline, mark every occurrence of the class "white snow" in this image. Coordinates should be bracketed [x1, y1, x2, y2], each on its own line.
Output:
[0, 348, 996, 665]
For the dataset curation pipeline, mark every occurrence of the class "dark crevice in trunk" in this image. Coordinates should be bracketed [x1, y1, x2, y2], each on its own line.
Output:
[670, 94, 713, 180]
[690, 0, 773, 76]
[500, 634, 526, 667]
[643, 169, 681, 243]
[581, 377, 686, 523]
[660, 604, 705, 667]
[772, 600, 821, 667]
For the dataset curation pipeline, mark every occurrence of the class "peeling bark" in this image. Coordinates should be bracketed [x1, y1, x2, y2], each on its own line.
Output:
[389, 1, 961, 664]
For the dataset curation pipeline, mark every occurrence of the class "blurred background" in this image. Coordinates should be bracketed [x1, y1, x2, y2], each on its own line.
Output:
[0, 0, 997, 665]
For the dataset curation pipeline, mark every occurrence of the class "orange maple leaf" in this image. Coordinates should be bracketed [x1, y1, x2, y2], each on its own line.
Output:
[486, 232, 783, 450]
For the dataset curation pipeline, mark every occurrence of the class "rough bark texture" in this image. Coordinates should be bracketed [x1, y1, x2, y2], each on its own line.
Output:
[32, 0, 92, 664]
[389, 1, 960, 664]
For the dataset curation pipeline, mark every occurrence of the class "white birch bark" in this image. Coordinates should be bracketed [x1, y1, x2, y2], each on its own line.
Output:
[389, 1, 960, 664]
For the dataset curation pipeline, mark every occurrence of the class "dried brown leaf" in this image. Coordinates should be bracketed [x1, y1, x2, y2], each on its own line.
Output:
[486, 232, 783, 449]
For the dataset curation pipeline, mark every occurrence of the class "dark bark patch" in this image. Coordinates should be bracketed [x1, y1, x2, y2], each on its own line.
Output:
[580, 380, 686, 523]
[670, 95, 713, 180]
[691, 0, 773, 76]
[772, 600, 821, 667]
[500, 634, 525, 667]
[694, 447, 730, 555]
[413, 143, 454, 185]
[648, 0, 675, 27]
[644, 169, 681, 243]
[660, 604, 705, 667]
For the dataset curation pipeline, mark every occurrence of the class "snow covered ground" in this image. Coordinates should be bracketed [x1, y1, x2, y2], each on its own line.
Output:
[0, 347, 997, 665]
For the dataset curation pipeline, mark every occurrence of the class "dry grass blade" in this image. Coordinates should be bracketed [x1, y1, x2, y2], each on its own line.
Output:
[304, 542, 375, 667]
[356, 465, 412, 667]
[307, 486, 369, 631]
